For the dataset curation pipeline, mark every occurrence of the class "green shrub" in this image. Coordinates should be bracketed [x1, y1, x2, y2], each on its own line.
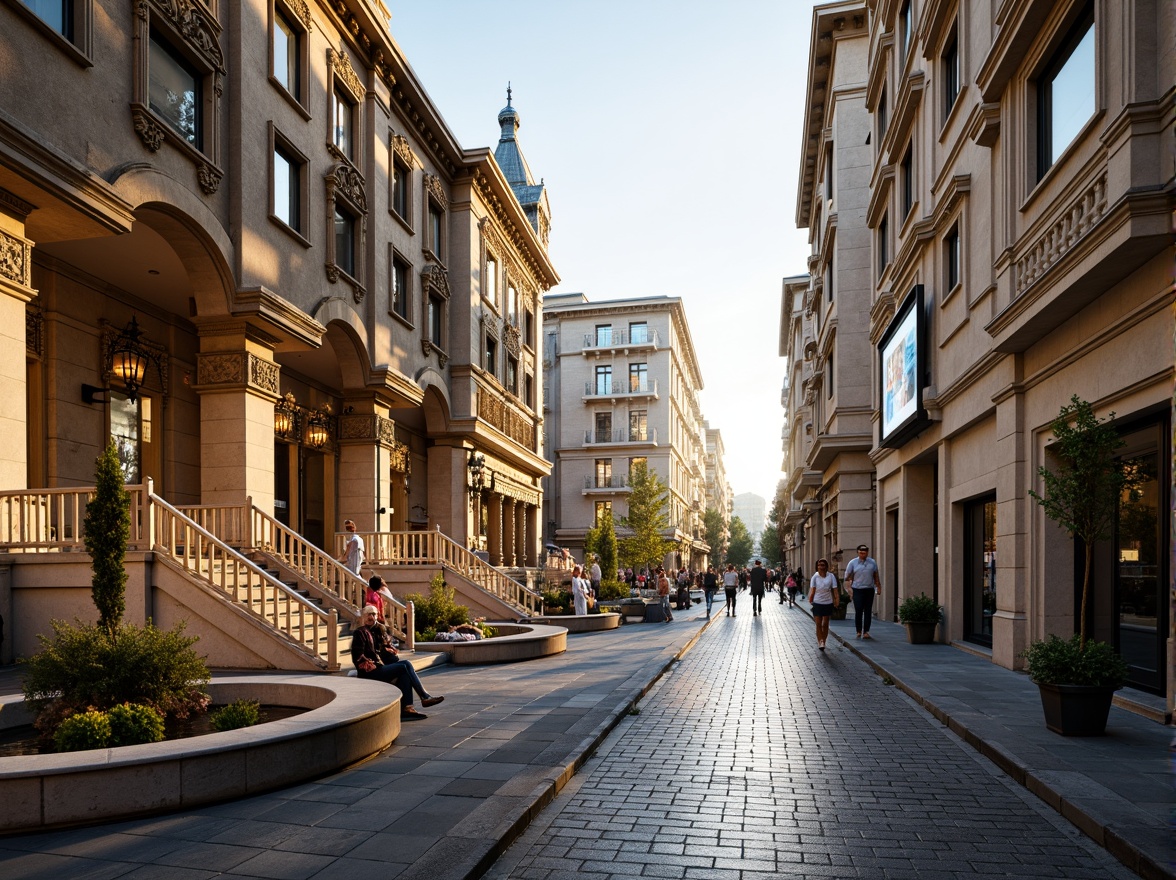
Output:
[107, 702, 165, 746]
[540, 588, 570, 610]
[897, 593, 941, 624]
[1022, 634, 1128, 689]
[21, 619, 211, 732]
[54, 708, 111, 752]
[210, 699, 261, 732]
[405, 574, 470, 641]
[83, 441, 130, 636]
[597, 580, 629, 601]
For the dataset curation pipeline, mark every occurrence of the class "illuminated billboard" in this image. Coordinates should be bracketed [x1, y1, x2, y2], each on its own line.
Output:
[878, 285, 928, 448]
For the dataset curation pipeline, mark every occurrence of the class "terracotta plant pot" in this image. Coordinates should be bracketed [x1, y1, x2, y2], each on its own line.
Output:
[903, 620, 937, 644]
[1035, 682, 1115, 736]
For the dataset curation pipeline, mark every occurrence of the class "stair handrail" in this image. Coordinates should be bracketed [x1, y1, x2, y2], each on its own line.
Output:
[351, 529, 541, 616]
[0, 484, 152, 552]
[151, 493, 338, 669]
[246, 504, 414, 651]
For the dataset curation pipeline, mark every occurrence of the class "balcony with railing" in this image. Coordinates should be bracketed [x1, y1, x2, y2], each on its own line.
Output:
[581, 327, 660, 353]
[582, 475, 632, 495]
[582, 378, 659, 401]
[583, 427, 659, 446]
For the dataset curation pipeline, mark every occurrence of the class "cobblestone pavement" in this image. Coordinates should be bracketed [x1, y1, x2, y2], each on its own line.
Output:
[485, 605, 1138, 880]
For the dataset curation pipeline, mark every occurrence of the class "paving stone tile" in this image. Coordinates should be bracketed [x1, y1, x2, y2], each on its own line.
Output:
[225, 849, 336, 880]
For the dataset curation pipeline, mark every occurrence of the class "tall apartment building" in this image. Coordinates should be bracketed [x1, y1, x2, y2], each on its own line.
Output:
[0, 0, 556, 662]
[703, 422, 731, 559]
[788, 0, 1173, 710]
[731, 492, 768, 543]
[542, 294, 710, 569]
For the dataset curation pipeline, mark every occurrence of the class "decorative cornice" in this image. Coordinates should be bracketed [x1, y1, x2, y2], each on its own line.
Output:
[472, 171, 550, 290]
[0, 229, 32, 288]
[391, 133, 418, 169]
[142, 0, 225, 74]
[0, 188, 36, 219]
[421, 262, 450, 300]
[423, 173, 448, 212]
[327, 47, 365, 102]
[339, 413, 402, 449]
[326, 162, 367, 214]
[282, 0, 313, 30]
[194, 351, 278, 399]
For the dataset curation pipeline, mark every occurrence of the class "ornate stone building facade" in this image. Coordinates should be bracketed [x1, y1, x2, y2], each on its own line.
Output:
[542, 294, 711, 570]
[786, 0, 1172, 711]
[0, 0, 556, 658]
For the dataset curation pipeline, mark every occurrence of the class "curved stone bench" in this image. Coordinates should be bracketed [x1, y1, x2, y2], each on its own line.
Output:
[0, 675, 400, 833]
[415, 622, 567, 664]
[528, 612, 620, 633]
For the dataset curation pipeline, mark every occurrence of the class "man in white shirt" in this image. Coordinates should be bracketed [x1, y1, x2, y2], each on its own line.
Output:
[338, 519, 365, 575]
[844, 544, 881, 639]
[589, 556, 602, 598]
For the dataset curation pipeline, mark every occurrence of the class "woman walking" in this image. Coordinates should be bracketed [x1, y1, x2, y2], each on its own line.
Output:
[721, 563, 739, 616]
[807, 558, 839, 650]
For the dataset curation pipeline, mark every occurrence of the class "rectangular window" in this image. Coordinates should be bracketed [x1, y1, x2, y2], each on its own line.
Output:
[109, 391, 141, 484]
[595, 501, 612, 524]
[507, 285, 518, 326]
[900, 0, 913, 58]
[484, 335, 497, 376]
[629, 410, 648, 442]
[595, 325, 612, 346]
[827, 342, 834, 399]
[878, 212, 890, 273]
[826, 248, 835, 302]
[878, 86, 888, 138]
[1038, 6, 1095, 178]
[391, 159, 409, 219]
[824, 143, 834, 201]
[332, 87, 353, 159]
[524, 373, 533, 408]
[595, 365, 612, 395]
[334, 207, 355, 277]
[595, 412, 612, 443]
[595, 459, 612, 488]
[629, 456, 646, 478]
[149, 31, 200, 146]
[900, 146, 913, 218]
[484, 255, 498, 307]
[428, 203, 443, 258]
[629, 322, 648, 344]
[506, 356, 518, 395]
[428, 293, 444, 346]
[945, 225, 960, 291]
[942, 27, 959, 120]
[524, 309, 534, 348]
[274, 7, 300, 98]
[391, 254, 410, 319]
[23, 0, 72, 39]
[629, 363, 647, 393]
[273, 143, 300, 232]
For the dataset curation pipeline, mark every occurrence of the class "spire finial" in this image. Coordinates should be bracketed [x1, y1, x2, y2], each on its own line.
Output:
[506, 82, 512, 106]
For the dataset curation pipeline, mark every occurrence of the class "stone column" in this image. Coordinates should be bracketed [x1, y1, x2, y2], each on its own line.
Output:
[338, 403, 399, 533]
[193, 325, 280, 511]
[502, 498, 517, 567]
[993, 385, 1029, 670]
[525, 503, 538, 567]
[514, 500, 526, 568]
[487, 492, 504, 566]
[0, 195, 36, 489]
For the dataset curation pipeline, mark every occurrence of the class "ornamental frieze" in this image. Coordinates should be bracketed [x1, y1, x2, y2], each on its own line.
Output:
[140, 0, 225, 74]
[391, 134, 418, 169]
[503, 323, 521, 357]
[328, 47, 365, 102]
[26, 303, 44, 358]
[196, 352, 244, 386]
[284, 0, 313, 30]
[423, 173, 448, 212]
[327, 163, 367, 213]
[0, 230, 31, 288]
[421, 262, 450, 299]
[248, 354, 279, 394]
[477, 391, 535, 450]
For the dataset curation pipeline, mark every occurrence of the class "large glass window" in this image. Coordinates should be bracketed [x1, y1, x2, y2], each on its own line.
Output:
[274, 8, 300, 97]
[428, 203, 443, 258]
[334, 207, 355, 277]
[629, 410, 648, 442]
[23, 0, 71, 39]
[428, 293, 444, 346]
[484, 335, 497, 377]
[629, 363, 648, 393]
[595, 501, 612, 524]
[595, 459, 612, 488]
[109, 392, 141, 484]
[595, 325, 612, 346]
[391, 254, 409, 319]
[595, 365, 612, 395]
[273, 144, 299, 231]
[945, 225, 960, 291]
[942, 27, 959, 120]
[506, 356, 518, 395]
[391, 160, 409, 219]
[507, 285, 518, 327]
[964, 496, 996, 646]
[1038, 8, 1095, 177]
[629, 322, 648, 344]
[149, 32, 200, 146]
[484, 255, 498, 307]
[331, 87, 353, 158]
[594, 412, 612, 444]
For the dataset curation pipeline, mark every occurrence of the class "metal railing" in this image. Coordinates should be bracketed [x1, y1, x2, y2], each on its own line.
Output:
[177, 501, 413, 651]
[584, 427, 658, 445]
[346, 529, 541, 617]
[582, 328, 660, 349]
[152, 494, 338, 669]
[583, 475, 631, 490]
[583, 379, 658, 397]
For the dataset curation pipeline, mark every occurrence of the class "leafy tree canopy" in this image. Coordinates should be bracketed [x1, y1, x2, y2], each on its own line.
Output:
[726, 516, 754, 567]
[619, 461, 674, 572]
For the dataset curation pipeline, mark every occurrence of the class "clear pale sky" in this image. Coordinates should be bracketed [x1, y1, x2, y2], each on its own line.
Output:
[390, 1, 818, 501]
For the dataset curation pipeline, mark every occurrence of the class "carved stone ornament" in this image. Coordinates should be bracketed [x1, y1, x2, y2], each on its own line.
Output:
[132, 107, 165, 152]
[283, 0, 313, 30]
[423, 173, 448, 212]
[196, 352, 245, 386]
[421, 339, 449, 367]
[420, 262, 450, 300]
[248, 354, 279, 395]
[327, 163, 367, 213]
[0, 230, 31, 288]
[503, 323, 521, 357]
[325, 263, 339, 284]
[197, 162, 223, 195]
[144, 0, 225, 74]
[26, 303, 44, 358]
[480, 312, 499, 339]
[387, 439, 409, 471]
[328, 47, 365, 102]
[391, 134, 417, 169]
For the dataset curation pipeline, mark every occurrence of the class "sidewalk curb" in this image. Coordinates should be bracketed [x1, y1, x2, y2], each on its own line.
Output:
[455, 615, 717, 880]
[826, 626, 1173, 880]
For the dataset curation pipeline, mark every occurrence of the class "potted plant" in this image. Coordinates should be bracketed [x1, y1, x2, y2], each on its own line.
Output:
[1025, 396, 1138, 735]
[897, 593, 940, 643]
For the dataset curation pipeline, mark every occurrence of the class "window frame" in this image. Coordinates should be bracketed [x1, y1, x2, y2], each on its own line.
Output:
[389, 134, 417, 232]
[484, 333, 497, 377]
[944, 223, 961, 294]
[10, 0, 92, 66]
[900, 145, 914, 219]
[878, 211, 890, 275]
[333, 204, 357, 280]
[1036, 4, 1096, 181]
[389, 248, 412, 325]
[326, 48, 365, 166]
[506, 355, 519, 396]
[269, 0, 309, 116]
[595, 364, 613, 396]
[268, 124, 309, 244]
[941, 24, 960, 123]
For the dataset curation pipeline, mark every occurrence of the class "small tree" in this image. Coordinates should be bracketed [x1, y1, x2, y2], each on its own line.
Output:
[703, 507, 726, 564]
[619, 461, 673, 573]
[726, 516, 754, 567]
[83, 441, 131, 636]
[595, 508, 619, 581]
[1029, 396, 1138, 649]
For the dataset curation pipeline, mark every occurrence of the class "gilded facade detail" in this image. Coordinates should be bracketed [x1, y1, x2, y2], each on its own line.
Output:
[283, 0, 313, 30]
[391, 134, 418, 169]
[478, 391, 535, 449]
[132, 107, 165, 152]
[423, 173, 448, 211]
[0, 230, 30, 287]
[1014, 172, 1108, 296]
[328, 47, 365, 102]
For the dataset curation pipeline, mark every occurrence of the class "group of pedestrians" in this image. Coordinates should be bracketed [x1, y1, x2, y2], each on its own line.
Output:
[807, 545, 881, 650]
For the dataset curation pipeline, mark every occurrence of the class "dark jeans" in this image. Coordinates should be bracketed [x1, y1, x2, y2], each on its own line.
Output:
[750, 588, 764, 613]
[359, 659, 429, 708]
[724, 588, 737, 614]
[853, 588, 876, 633]
[704, 590, 716, 615]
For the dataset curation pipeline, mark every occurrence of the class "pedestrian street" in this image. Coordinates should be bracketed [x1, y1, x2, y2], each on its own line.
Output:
[486, 601, 1137, 880]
